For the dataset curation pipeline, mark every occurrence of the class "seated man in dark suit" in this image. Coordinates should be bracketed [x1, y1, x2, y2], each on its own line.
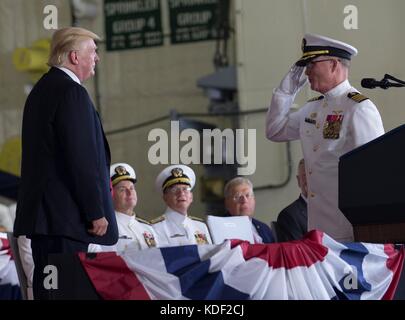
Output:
[224, 177, 275, 243]
[276, 159, 308, 242]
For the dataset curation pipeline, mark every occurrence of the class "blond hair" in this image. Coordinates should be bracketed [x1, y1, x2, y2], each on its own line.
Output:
[47, 27, 100, 67]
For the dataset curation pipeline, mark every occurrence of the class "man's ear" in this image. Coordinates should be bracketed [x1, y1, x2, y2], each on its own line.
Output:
[68, 50, 79, 65]
[331, 59, 339, 72]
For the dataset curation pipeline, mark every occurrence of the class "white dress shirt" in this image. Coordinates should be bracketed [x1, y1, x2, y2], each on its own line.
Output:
[251, 219, 263, 243]
[56, 66, 81, 84]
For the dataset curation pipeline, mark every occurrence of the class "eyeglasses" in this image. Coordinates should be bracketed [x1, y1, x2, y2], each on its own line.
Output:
[231, 192, 254, 203]
[306, 59, 337, 69]
[165, 186, 191, 195]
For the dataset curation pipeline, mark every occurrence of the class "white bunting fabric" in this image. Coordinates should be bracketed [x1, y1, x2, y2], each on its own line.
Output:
[79, 231, 404, 300]
[0, 232, 21, 299]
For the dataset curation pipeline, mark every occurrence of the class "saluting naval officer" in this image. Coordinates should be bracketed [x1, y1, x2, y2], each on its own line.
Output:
[266, 34, 385, 242]
[151, 165, 212, 246]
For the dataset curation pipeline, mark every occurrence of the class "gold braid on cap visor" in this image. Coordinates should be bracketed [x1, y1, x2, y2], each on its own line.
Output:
[162, 177, 191, 190]
[302, 50, 330, 57]
[112, 175, 133, 186]
[298, 50, 330, 64]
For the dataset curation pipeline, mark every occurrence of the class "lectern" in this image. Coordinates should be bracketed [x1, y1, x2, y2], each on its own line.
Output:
[339, 124, 405, 243]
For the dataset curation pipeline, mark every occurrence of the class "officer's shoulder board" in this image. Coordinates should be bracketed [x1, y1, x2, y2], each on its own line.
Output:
[347, 92, 369, 103]
[307, 95, 324, 102]
[189, 215, 205, 223]
[150, 215, 165, 224]
[135, 216, 151, 225]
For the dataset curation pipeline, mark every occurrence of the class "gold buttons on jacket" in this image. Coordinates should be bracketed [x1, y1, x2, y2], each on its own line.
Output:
[310, 193, 315, 198]
[313, 145, 319, 152]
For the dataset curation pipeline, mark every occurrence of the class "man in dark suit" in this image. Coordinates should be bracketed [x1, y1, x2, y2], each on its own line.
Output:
[224, 177, 275, 243]
[14, 27, 118, 299]
[276, 159, 308, 242]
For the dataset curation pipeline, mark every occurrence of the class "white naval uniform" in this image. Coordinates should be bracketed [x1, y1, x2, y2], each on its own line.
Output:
[89, 211, 157, 252]
[152, 207, 212, 247]
[266, 80, 384, 242]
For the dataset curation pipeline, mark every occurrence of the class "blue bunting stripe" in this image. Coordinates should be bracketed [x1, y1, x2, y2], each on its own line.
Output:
[161, 245, 249, 300]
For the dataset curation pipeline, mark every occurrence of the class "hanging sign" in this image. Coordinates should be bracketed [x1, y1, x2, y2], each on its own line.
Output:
[104, 0, 164, 51]
[168, 0, 219, 44]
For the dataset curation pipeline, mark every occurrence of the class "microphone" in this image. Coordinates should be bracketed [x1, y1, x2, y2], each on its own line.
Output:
[361, 78, 388, 89]
[361, 78, 404, 89]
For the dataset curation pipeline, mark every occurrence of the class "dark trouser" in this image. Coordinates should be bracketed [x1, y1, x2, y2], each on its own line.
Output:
[30, 235, 88, 300]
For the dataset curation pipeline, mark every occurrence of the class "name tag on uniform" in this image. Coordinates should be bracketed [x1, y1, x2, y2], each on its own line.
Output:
[304, 117, 316, 125]
[119, 235, 133, 240]
[170, 233, 186, 238]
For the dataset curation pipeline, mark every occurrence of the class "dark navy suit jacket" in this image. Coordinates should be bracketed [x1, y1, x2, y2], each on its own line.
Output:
[14, 67, 118, 245]
[252, 218, 275, 243]
[276, 195, 307, 242]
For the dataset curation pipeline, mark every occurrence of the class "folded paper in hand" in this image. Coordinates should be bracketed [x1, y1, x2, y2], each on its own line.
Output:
[207, 215, 254, 244]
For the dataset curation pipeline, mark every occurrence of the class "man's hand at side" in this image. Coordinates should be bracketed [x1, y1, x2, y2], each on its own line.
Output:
[88, 217, 108, 236]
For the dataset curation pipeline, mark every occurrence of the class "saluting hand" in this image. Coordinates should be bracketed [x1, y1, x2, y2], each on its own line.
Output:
[88, 217, 109, 236]
[277, 64, 307, 96]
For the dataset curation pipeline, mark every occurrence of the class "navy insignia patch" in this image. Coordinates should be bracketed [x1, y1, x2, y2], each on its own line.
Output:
[136, 216, 151, 225]
[307, 96, 324, 102]
[348, 92, 369, 103]
[172, 168, 184, 177]
[115, 165, 127, 176]
[150, 215, 165, 224]
[190, 215, 204, 222]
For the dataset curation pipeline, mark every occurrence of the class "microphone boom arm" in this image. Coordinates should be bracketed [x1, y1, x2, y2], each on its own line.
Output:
[384, 74, 405, 85]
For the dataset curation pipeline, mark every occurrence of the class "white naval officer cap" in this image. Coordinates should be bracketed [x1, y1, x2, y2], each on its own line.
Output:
[155, 164, 196, 194]
[110, 163, 137, 186]
[296, 33, 358, 66]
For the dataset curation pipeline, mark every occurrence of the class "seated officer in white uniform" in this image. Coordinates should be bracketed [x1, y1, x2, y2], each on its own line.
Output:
[151, 165, 212, 247]
[89, 163, 157, 252]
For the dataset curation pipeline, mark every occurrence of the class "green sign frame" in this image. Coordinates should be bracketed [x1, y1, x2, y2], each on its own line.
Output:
[104, 0, 164, 51]
[168, 0, 219, 44]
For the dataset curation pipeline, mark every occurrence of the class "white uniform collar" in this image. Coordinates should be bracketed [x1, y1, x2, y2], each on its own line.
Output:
[164, 207, 188, 224]
[56, 66, 81, 84]
[115, 210, 136, 225]
[324, 79, 351, 99]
